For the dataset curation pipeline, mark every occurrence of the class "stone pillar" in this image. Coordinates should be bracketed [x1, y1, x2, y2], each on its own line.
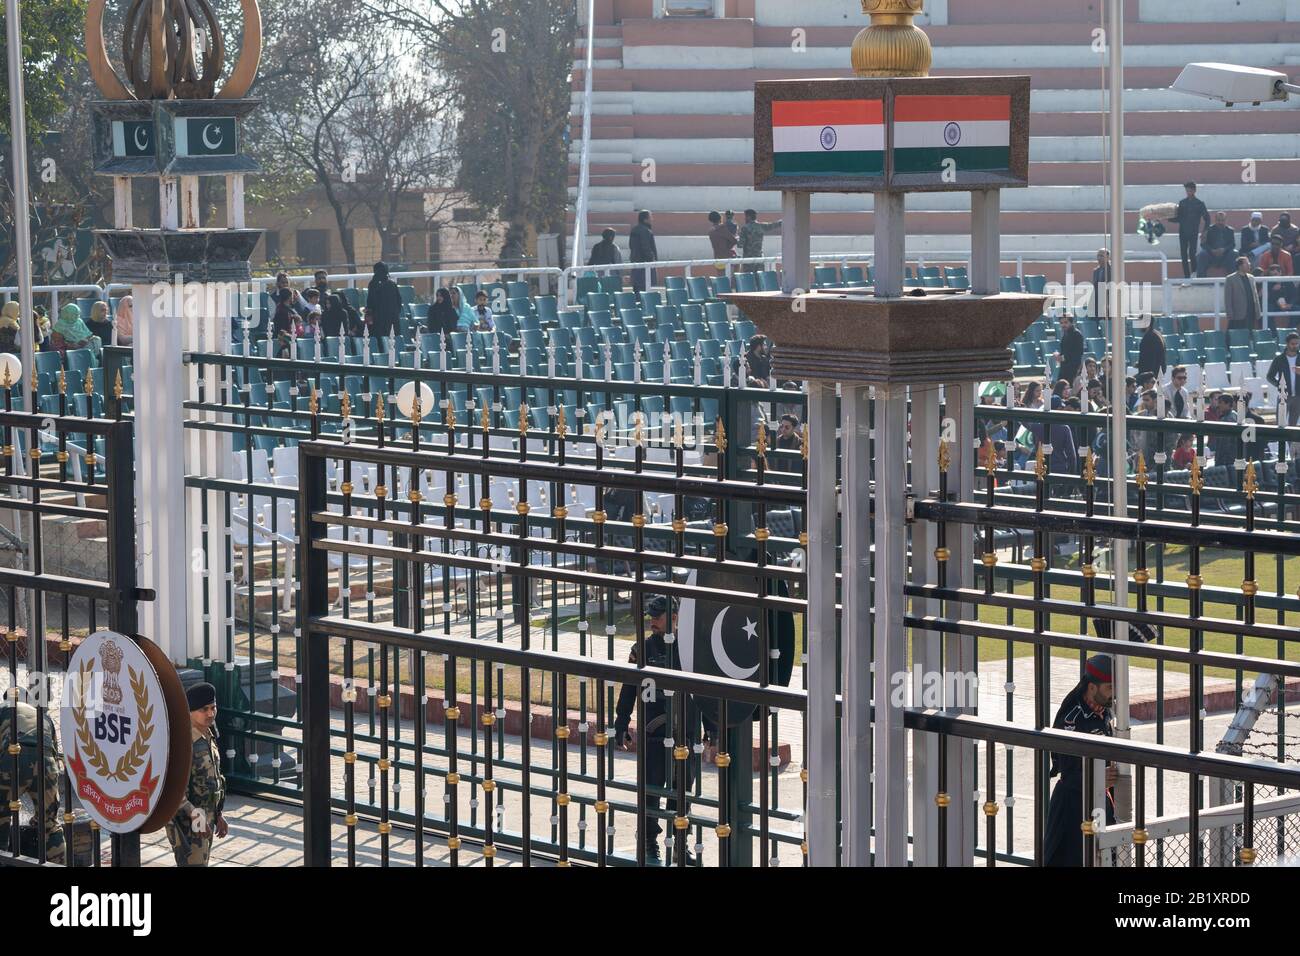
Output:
[780, 191, 811, 293]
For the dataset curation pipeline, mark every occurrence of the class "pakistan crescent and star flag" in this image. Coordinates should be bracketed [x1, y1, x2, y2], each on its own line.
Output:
[772, 94, 1011, 177]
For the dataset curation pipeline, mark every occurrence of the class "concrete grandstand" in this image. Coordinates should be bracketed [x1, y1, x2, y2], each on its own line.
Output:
[569, 0, 1300, 287]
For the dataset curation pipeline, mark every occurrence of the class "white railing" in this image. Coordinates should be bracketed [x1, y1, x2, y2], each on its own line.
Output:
[1165, 274, 1300, 330]
[1095, 790, 1300, 867]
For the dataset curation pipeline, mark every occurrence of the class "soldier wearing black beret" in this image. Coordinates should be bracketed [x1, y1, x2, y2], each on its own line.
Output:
[165, 682, 227, 866]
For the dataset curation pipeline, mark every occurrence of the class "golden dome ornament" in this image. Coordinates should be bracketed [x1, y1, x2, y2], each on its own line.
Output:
[852, 0, 932, 78]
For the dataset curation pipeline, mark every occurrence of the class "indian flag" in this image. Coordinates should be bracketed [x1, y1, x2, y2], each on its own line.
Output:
[772, 99, 884, 177]
[893, 95, 1011, 174]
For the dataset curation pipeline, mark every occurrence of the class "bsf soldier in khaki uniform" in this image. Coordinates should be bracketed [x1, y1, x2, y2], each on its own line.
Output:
[0, 701, 65, 863]
[165, 682, 227, 866]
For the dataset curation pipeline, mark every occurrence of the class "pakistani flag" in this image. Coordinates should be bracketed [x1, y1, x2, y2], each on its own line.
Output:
[675, 567, 796, 729]
[772, 98, 885, 177]
[113, 120, 154, 158]
[178, 117, 238, 157]
[893, 94, 1011, 173]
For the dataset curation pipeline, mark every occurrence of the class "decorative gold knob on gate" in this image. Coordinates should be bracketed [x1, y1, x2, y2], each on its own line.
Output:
[934, 792, 950, 808]
[1239, 847, 1256, 865]
[983, 801, 999, 817]
[715, 824, 732, 838]
[1132, 828, 1148, 845]
[447, 836, 461, 851]
[1133, 569, 1149, 586]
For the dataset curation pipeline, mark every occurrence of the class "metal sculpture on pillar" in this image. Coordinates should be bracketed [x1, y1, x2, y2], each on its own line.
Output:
[86, 0, 264, 665]
[724, 0, 1045, 866]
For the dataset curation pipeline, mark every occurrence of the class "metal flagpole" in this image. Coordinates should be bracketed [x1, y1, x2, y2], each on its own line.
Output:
[1107, 0, 1134, 814]
[569, 0, 596, 274]
[6, 0, 38, 634]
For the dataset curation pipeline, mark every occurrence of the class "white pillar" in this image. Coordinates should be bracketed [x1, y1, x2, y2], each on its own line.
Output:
[943, 380, 978, 865]
[159, 178, 179, 230]
[971, 190, 1001, 295]
[226, 175, 246, 229]
[909, 385, 943, 864]
[873, 192, 906, 296]
[804, 380, 839, 866]
[841, 383, 873, 865]
[135, 279, 190, 662]
[872, 386, 909, 865]
[180, 176, 201, 229]
[113, 177, 133, 229]
[780, 191, 811, 294]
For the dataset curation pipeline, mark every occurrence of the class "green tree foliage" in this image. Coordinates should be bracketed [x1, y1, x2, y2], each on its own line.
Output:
[0, 0, 85, 138]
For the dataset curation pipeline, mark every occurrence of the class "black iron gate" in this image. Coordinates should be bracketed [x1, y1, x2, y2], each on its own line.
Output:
[0, 372, 144, 867]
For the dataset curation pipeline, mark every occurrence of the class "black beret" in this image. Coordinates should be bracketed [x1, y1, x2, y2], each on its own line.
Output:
[186, 682, 216, 712]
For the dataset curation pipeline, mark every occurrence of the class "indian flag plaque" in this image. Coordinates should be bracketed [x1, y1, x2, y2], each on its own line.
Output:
[755, 76, 1029, 192]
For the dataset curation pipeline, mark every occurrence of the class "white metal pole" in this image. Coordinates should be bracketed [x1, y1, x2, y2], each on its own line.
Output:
[6, 0, 36, 395]
[1107, 0, 1133, 807]
[570, 0, 597, 271]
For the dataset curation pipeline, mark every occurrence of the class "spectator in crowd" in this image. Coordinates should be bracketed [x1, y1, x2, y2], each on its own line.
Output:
[1266, 264, 1297, 330]
[1091, 249, 1111, 318]
[365, 260, 402, 340]
[1208, 394, 1239, 470]
[468, 289, 495, 332]
[87, 300, 114, 345]
[1137, 320, 1167, 380]
[724, 210, 738, 241]
[0, 301, 20, 355]
[313, 269, 331, 303]
[742, 334, 772, 387]
[1135, 370, 1156, 393]
[774, 413, 802, 451]
[320, 293, 351, 339]
[1258, 234, 1294, 275]
[50, 303, 101, 358]
[1204, 389, 1225, 422]
[426, 288, 460, 339]
[271, 290, 300, 359]
[1224, 256, 1262, 349]
[1123, 375, 1139, 413]
[707, 211, 736, 261]
[114, 295, 134, 347]
[1241, 211, 1271, 262]
[302, 288, 321, 318]
[1029, 381, 1079, 478]
[629, 210, 658, 293]
[1266, 332, 1300, 428]
[275, 271, 310, 318]
[1168, 181, 1210, 278]
[1086, 379, 1108, 413]
[1172, 433, 1195, 469]
[1273, 212, 1300, 257]
[449, 287, 475, 330]
[1196, 211, 1237, 276]
[1053, 313, 1085, 388]
[1163, 365, 1192, 418]
[1134, 389, 1163, 465]
[1019, 380, 1044, 409]
[587, 228, 622, 267]
[33, 306, 52, 352]
[738, 209, 782, 270]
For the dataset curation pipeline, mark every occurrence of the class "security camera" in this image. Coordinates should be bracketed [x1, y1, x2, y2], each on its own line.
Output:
[1171, 62, 1293, 106]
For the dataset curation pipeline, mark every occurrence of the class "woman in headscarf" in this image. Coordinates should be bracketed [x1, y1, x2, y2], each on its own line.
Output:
[87, 301, 114, 345]
[51, 303, 101, 357]
[449, 286, 475, 330]
[114, 295, 134, 346]
[365, 261, 403, 340]
[271, 289, 299, 359]
[33, 306, 52, 351]
[0, 302, 20, 355]
[426, 288, 460, 340]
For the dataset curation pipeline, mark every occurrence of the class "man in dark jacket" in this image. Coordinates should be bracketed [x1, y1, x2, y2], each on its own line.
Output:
[1053, 314, 1085, 387]
[1168, 182, 1210, 278]
[1265, 264, 1297, 329]
[1241, 211, 1270, 262]
[1196, 211, 1237, 276]
[1137, 321, 1167, 380]
[629, 210, 658, 293]
[587, 228, 621, 267]
[1091, 249, 1111, 318]
[1266, 332, 1300, 428]
[1273, 212, 1300, 259]
[614, 596, 697, 864]
[707, 211, 735, 260]
[1044, 654, 1116, 866]
[365, 261, 403, 340]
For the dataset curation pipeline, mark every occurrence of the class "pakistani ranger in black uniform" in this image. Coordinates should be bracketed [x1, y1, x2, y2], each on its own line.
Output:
[1044, 653, 1117, 866]
[614, 596, 701, 864]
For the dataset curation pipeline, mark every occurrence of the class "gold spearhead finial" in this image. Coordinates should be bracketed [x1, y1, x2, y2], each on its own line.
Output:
[308, 386, 319, 416]
[755, 421, 768, 460]
[58, 369, 66, 395]
[1083, 448, 1096, 485]
[801, 422, 809, 460]
[1134, 452, 1148, 490]
[375, 393, 386, 423]
[673, 416, 684, 449]
[480, 404, 490, 433]
[1189, 455, 1203, 495]
[556, 406, 567, 438]
[519, 404, 529, 435]
[113, 370, 123, 400]
[341, 390, 352, 420]
[441, 399, 452, 430]
[1244, 460, 1258, 499]
[633, 412, 644, 447]
[1, 364, 11, 389]
[84, 367, 94, 396]
[938, 439, 950, 474]
[716, 417, 727, 453]
[1034, 444, 1046, 481]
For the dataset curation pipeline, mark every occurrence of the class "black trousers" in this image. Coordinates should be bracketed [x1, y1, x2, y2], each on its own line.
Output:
[1179, 231, 1200, 278]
